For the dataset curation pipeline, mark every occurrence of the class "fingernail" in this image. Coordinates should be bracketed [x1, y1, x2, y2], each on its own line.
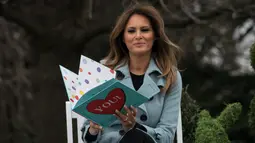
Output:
[115, 109, 118, 113]
[124, 105, 127, 108]
[131, 105, 134, 108]
[128, 121, 132, 124]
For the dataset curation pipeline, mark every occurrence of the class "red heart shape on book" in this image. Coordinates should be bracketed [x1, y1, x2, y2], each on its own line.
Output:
[86, 88, 126, 114]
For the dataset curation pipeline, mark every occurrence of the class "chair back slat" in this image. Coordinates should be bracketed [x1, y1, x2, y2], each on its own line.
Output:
[77, 116, 85, 143]
[66, 102, 74, 143]
[177, 108, 183, 143]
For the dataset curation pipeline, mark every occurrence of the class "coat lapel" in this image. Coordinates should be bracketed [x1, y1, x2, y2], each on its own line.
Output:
[119, 73, 161, 114]
[114, 58, 165, 114]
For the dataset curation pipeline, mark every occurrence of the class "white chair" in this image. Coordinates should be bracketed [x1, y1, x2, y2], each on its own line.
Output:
[177, 107, 183, 143]
[66, 101, 86, 143]
[65, 101, 183, 143]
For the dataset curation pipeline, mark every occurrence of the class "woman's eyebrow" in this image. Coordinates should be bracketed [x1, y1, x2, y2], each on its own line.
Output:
[127, 26, 136, 29]
[140, 26, 151, 28]
[126, 26, 151, 29]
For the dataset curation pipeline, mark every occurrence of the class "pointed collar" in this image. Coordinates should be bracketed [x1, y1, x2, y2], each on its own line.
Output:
[114, 57, 162, 77]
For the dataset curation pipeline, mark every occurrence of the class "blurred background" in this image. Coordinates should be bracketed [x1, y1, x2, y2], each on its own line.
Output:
[0, 0, 255, 143]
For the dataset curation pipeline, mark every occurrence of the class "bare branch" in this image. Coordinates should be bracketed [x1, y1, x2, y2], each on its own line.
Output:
[0, 16, 35, 143]
[1, 5, 43, 36]
[0, 0, 8, 4]
[88, 0, 93, 19]
[179, 0, 207, 24]
[159, 0, 170, 12]
[121, 0, 139, 8]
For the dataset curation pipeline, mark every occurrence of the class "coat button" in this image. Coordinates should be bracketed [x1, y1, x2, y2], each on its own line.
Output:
[119, 129, 125, 136]
[140, 114, 147, 121]
[148, 96, 154, 101]
[156, 133, 161, 140]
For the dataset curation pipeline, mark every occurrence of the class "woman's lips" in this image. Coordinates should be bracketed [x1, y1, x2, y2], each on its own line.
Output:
[133, 43, 145, 46]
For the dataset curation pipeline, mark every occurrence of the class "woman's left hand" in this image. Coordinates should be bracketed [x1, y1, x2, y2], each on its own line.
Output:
[114, 105, 137, 132]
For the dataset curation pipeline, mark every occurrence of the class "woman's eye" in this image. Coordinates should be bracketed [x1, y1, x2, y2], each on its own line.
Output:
[127, 29, 135, 33]
[141, 29, 150, 32]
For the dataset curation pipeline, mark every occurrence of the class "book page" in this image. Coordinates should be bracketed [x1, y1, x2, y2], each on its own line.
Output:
[59, 65, 79, 108]
[77, 55, 116, 96]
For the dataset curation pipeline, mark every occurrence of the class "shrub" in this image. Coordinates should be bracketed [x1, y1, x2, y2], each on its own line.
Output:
[248, 95, 255, 130]
[195, 103, 242, 143]
[249, 42, 255, 130]
[250, 42, 255, 70]
[181, 86, 201, 142]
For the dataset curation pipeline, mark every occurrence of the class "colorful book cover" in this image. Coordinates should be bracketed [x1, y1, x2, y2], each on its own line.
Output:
[59, 55, 149, 127]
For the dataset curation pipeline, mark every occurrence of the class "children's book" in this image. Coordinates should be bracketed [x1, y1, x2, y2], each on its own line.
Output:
[59, 55, 150, 127]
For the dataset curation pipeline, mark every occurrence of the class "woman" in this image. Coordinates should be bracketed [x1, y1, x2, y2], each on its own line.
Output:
[81, 3, 182, 143]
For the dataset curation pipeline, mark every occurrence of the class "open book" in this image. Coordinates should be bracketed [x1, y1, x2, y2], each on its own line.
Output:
[59, 55, 149, 127]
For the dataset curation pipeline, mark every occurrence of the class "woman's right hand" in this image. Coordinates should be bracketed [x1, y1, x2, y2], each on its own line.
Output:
[88, 121, 103, 135]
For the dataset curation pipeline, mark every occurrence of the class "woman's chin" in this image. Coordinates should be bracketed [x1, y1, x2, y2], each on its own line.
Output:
[129, 50, 152, 57]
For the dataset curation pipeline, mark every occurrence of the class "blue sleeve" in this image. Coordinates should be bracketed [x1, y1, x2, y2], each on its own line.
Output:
[81, 120, 102, 143]
[142, 71, 182, 143]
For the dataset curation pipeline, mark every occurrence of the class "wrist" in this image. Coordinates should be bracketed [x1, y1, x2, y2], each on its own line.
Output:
[123, 122, 136, 132]
[134, 122, 147, 132]
[89, 127, 99, 135]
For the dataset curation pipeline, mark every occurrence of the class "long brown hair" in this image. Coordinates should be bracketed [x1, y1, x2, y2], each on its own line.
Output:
[103, 3, 181, 93]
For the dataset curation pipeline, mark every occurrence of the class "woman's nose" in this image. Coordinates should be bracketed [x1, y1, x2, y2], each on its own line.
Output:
[135, 31, 142, 39]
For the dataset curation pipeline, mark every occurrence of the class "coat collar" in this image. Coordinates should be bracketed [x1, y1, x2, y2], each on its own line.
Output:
[113, 57, 165, 114]
[114, 57, 162, 78]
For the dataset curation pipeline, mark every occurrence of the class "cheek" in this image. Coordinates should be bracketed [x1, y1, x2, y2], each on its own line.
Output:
[124, 37, 135, 50]
[123, 36, 131, 50]
[146, 35, 155, 46]
[124, 34, 134, 42]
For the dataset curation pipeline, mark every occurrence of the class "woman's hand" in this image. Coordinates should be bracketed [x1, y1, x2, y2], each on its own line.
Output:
[114, 105, 137, 132]
[88, 121, 103, 135]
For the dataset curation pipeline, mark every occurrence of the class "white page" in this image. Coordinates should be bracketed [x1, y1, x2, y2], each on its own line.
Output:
[59, 65, 79, 108]
[77, 55, 116, 97]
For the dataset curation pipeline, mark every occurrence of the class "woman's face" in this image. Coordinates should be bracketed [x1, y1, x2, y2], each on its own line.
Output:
[123, 14, 155, 57]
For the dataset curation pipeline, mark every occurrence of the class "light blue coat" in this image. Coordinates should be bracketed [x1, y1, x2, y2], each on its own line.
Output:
[81, 57, 182, 143]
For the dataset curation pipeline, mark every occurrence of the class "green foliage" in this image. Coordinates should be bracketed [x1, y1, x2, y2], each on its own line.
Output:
[195, 103, 242, 143]
[250, 42, 255, 70]
[217, 103, 242, 130]
[198, 110, 211, 120]
[249, 42, 255, 130]
[195, 110, 230, 143]
[181, 86, 201, 143]
[248, 95, 255, 130]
